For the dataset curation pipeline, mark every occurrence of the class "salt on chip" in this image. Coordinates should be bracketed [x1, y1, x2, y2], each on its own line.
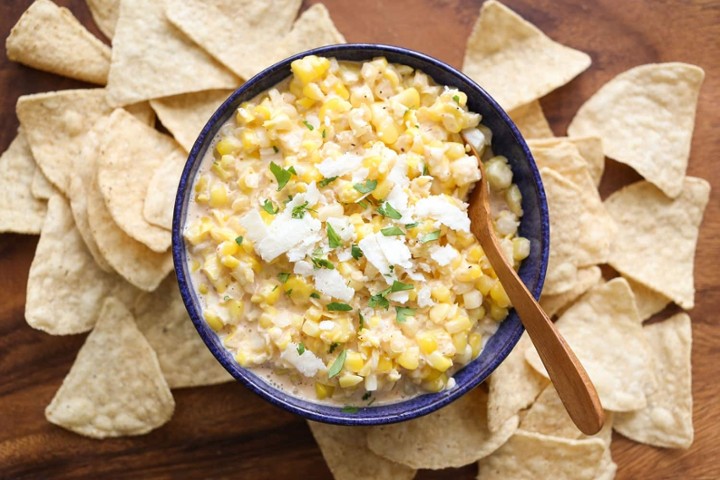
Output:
[150, 89, 233, 152]
[508, 101, 554, 139]
[86, 0, 119, 40]
[106, 0, 240, 107]
[525, 278, 656, 412]
[605, 178, 710, 310]
[568, 63, 704, 198]
[6, 0, 111, 85]
[133, 276, 231, 388]
[366, 388, 518, 469]
[97, 109, 179, 252]
[308, 422, 416, 480]
[487, 333, 549, 432]
[26, 194, 121, 335]
[528, 136, 604, 186]
[625, 276, 671, 322]
[16, 88, 113, 194]
[540, 266, 601, 318]
[614, 313, 694, 448]
[0, 130, 46, 234]
[31, 167, 55, 200]
[477, 430, 606, 480]
[462, 0, 591, 111]
[45, 297, 174, 438]
[165, 0, 301, 81]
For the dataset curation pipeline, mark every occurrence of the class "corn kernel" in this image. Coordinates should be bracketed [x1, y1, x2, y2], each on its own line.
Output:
[391, 87, 420, 109]
[370, 178, 392, 200]
[203, 310, 224, 332]
[431, 286, 451, 303]
[306, 306, 323, 322]
[445, 315, 471, 334]
[426, 350, 453, 372]
[452, 332, 468, 353]
[216, 136, 242, 156]
[469, 332, 483, 358]
[345, 350, 364, 373]
[220, 255, 240, 269]
[397, 347, 420, 370]
[285, 276, 313, 298]
[291, 55, 330, 85]
[416, 331, 438, 354]
[457, 264, 483, 282]
[377, 355, 393, 373]
[338, 374, 364, 388]
[477, 275, 496, 296]
[302, 320, 320, 337]
[429, 303, 451, 323]
[490, 281, 511, 308]
[235, 350, 251, 367]
[227, 299, 244, 321]
[315, 382, 334, 400]
[467, 245, 484, 262]
[490, 304, 509, 322]
[422, 373, 448, 393]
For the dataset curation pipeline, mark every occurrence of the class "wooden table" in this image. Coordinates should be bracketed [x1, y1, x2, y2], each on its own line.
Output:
[1, 1, 718, 478]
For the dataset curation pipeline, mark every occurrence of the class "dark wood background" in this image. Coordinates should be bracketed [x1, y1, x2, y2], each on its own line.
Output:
[1, 1, 718, 478]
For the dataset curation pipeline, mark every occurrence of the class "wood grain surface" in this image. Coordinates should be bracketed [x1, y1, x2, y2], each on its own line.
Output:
[1, 1, 718, 479]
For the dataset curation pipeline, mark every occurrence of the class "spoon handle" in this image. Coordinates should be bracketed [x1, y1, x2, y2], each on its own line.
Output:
[478, 226, 605, 435]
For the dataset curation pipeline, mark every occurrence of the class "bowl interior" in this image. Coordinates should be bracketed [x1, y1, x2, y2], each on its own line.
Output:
[172, 44, 549, 426]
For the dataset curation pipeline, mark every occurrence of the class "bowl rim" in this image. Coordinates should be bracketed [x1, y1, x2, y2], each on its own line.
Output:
[172, 43, 549, 426]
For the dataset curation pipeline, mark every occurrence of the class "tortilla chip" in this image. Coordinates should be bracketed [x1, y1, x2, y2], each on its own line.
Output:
[540, 266, 602, 318]
[106, 0, 239, 107]
[568, 63, 704, 198]
[508, 101, 554, 139]
[165, 0, 301, 81]
[614, 313, 693, 448]
[133, 275, 231, 388]
[0, 130, 46, 234]
[26, 194, 121, 334]
[367, 388, 518, 469]
[31, 166, 55, 200]
[45, 297, 174, 438]
[538, 168, 582, 295]
[16, 88, 113, 194]
[534, 143, 616, 266]
[143, 150, 186, 230]
[462, 0, 591, 111]
[605, 178, 710, 309]
[150, 89, 232, 152]
[525, 278, 656, 412]
[97, 109, 179, 252]
[528, 136, 604, 186]
[308, 422, 416, 480]
[86, 0, 119, 40]
[625, 276, 671, 322]
[6, 0, 111, 85]
[477, 430, 606, 480]
[487, 333, 549, 432]
[125, 101, 156, 126]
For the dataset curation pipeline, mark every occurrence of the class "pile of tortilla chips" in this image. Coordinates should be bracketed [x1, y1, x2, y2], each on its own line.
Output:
[0, 0, 709, 477]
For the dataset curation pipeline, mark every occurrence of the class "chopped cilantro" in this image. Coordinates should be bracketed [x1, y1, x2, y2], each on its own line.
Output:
[405, 222, 418, 229]
[310, 292, 321, 299]
[362, 392, 372, 401]
[377, 202, 402, 219]
[272, 145, 279, 153]
[381, 226, 404, 236]
[369, 292, 390, 310]
[303, 120, 314, 131]
[328, 342, 339, 354]
[452, 94, 460, 104]
[358, 312, 365, 330]
[423, 163, 430, 176]
[278, 272, 290, 283]
[223, 295, 230, 301]
[327, 223, 342, 248]
[283, 194, 294, 205]
[261, 199, 278, 215]
[420, 230, 442, 243]
[390, 280, 414, 292]
[285, 289, 293, 296]
[327, 302, 352, 312]
[367, 397, 376, 407]
[341, 406, 359, 413]
[291, 201, 312, 219]
[351, 244, 363, 260]
[234, 235, 244, 245]
[328, 350, 346, 378]
[269, 161, 295, 191]
[318, 176, 338, 187]
[312, 257, 335, 270]
[297, 343, 305, 355]
[353, 179, 377, 194]
[322, 129, 327, 139]
[395, 307, 415, 323]
[357, 200, 369, 208]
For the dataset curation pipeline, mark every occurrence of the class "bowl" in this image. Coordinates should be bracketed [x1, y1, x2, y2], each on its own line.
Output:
[172, 43, 549, 426]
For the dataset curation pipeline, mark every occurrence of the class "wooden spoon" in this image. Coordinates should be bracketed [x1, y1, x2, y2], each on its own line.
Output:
[464, 140, 605, 435]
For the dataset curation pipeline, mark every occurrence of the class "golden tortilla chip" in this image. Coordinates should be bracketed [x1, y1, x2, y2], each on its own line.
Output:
[568, 63, 704, 198]
[106, 0, 239, 107]
[143, 150, 186, 230]
[26, 194, 121, 334]
[16, 88, 113, 194]
[615, 313, 693, 448]
[124, 101, 156, 126]
[150, 89, 232, 152]
[166, 0, 301, 81]
[526, 278, 656, 412]
[462, 0, 591, 111]
[308, 422, 416, 480]
[6, 0, 111, 85]
[625, 276, 671, 322]
[97, 109, 179, 252]
[508, 101, 554, 139]
[45, 297, 174, 438]
[0, 130, 46, 234]
[31, 166, 55, 200]
[367, 388, 518, 469]
[487, 333, 549, 432]
[86, 0, 119, 40]
[133, 276, 231, 388]
[605, 178, 710, 310]
[528, 136, 604, 186]
[540, 266, 602, 318]
[520, 384, 584, 439]
[477, 430, 606, 480]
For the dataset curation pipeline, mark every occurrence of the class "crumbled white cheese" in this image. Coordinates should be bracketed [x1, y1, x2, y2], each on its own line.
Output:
[376, 234, 412, 269]
[280, 344, 326, 377]
[286, 232, 321, 262]
[417, 286, 433, 308]
[304, 181, 321, 205]
[461, 127, 487, 151]
[386, 184, 414, 223]
[495, 210, 519, 237]
[414, 195, 471, 232]
[317, 153, 362, 177]
[314, 268, 355, 301]
[463, 290, 482, 310]
[430, 244, 459, 266]
[319, 320, 335, 331]
[327, 217, 355, 242]
[351, 167, 369, 183]
[358, 234, 391, 281]
[450, 155, 481, 186]
[238, 210, 268, 243]
[336, 248, 352, 262]
[293, 260, 314, 276]
[256, 194, 321, 262]
[388, 291, 410, 304]
[387, 154, 410, 187]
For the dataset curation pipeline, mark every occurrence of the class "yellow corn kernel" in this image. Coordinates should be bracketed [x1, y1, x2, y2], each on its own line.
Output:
[345, 350, 364, 373]
[338, 183, 361, 203]
[240, 129, 259, 152]
[452, 332, 468, 353]
[490, 304, 509, 322]
[416, 331, 438, 354]
[445, 315, 472, 334]
[299, 167, 322, 184]
[457, 264, 483, 282]
[218, 240, 239, 257]
[370, 178, 392, 200]
[258, 312, 274, 329]
[445, 142, 466, 160]
[391, 87, 420, 109]
[291, 55, 331, 85]
[203, 310, 224, 332]
[397, 347, 420, 370]
[216, 136, 242, 156]
[220, 255, 240, 269]
[490, 281, 511, 308]
[235, 350, 251, 367]
[455, 231, 476, 249]
[315, 382, 334, 400]
[375, 119, 398, 145]
[338, 373, 364, 388]
[263, 112, 293, 131]
[190, 259, 200, 272]
[259, 209, 275, 224]
[506, 184, 523, 216]
[253, 103, 272, 121]
[303, 82, 324, 101]
[354, 223, 373, 241]
[467, 245, 484, 263]
[255, 283, 281, 305]
[226, 299, 244, 322]
[362, 155, 382, 177]
[198, 283, 208, 295]
[431, 286, 452, 303]
[285, 276, 313, 298]
[302, 320, 320, 337]
[297, 97, 316, 109]
[469, 332, 483, 358]
[210, 162, 230, 181]
[319, 97, 352, 121]
[426, 350, 453, 372]
[377, 355, 393, 373]
[423, 373, 448, 393]
[477, 275, 496, 296]
[429, 303, 451, 324]
[331, 81, 350, 100]
[513, 237, 531, 262]
[236, 106, 255, 125]
[202, 255, 222, 282]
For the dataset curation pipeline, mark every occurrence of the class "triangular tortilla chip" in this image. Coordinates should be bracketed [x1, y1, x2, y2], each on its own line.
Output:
[462, 0, 591, 111]
[133, 275, 232, 388]
[150, 89, 233, 152]
[45, 297, 174, 438]
[568, 63, 704, 198]
[528, 136, 604, 186]
[0, 130, 46, 234]
[86, 0, 119, 40]
[25, 194, 121, 334]
[540, 266, 602, 318]
[625, 276, 671, 322]
[165, 0, 301, 81]
[31, 166, 55, 200]
[366, 388, 518, 469]
[605, 178, 710, 309]
[106, 0, 240, 106]
[508, 101, 554, 139]
[97, 109, 179, 252]
[6, 0, 111, 85]
[308, 422, 416, 480]
[143, 149, 186, 230]
[614, 313, 693, 448]
[525, 278, 656, 412]
[16, 88, 113, 194]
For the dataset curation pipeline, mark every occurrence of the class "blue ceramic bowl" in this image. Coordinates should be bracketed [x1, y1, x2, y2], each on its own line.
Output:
[172, 44, 549, 426]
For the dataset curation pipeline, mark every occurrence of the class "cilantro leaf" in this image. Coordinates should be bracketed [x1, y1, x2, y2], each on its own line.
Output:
[322, 129, 327, 139]
[362, 392, 372, 401]
[452, 94, 460, 104]
[395, 307, 415, 323]
[381, 226, 404, 236]
[377, 202, 402, 219]
[291, 201, 312, 219]
[235, 236, 244, 245]
[341, 406, 359, 413]
[351, 244, 363, 260]
[269, 162, 295, 191]
[297, 343, 305, 355]
[369, 292, 390, 310]
[312, 257, 335, 269]
[405, 223, 418, 229]
[328, 342, 339, 354]
[390, 280, 414, 292]
[261, 199, 278, 215]
[310, 292, 321, 299]
[327, 223, 342, 248]
[318, 176, 338, 187]
[278, 272, 290, 283]
[303, 120, 314, 131]
[328, 350, 347, 378]
[272, 146, 279, 153]
[353, 179, 377, 194]
[420, 230, 442, 243]
[358, 312, 365, 330]
[423, 163, 430, 176]
[327, 302, 352, 312]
